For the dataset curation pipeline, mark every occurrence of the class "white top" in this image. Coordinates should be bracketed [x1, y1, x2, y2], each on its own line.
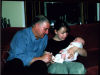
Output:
[52, 42, 83, 63]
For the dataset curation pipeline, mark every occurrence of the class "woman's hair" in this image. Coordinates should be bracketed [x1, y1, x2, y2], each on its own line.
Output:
[54, 20, 71, 33]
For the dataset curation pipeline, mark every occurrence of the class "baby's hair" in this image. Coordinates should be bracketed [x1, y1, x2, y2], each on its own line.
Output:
[74, 37, 85, 45]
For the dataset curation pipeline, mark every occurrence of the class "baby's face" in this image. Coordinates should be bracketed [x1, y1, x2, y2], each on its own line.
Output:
[73, 37, 85, 45]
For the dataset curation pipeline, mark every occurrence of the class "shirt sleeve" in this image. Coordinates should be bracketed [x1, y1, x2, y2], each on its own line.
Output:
[9, 31, 33, 66]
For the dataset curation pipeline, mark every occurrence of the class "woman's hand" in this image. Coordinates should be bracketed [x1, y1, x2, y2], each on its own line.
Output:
[67, 46, 79, 54]
[67, 46, 79, 59]
[67, 46, 87, 57]
[67, 53, 74, 59]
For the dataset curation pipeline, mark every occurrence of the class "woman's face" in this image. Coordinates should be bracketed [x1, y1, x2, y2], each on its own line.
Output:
[55, 27, 69, 41]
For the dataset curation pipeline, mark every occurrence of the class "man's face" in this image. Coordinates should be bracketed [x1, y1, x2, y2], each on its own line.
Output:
[37, 21, 50, 38]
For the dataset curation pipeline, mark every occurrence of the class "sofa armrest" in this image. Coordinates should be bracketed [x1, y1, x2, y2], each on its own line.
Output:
[1, 50, 9, 63]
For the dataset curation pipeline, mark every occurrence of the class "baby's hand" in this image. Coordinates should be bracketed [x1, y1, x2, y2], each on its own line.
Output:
[68, 53, 74, 59]
[59, 50, 63, 53]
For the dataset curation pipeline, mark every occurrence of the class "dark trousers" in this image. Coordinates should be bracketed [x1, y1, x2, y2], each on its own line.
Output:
[2, 58, 48, 75]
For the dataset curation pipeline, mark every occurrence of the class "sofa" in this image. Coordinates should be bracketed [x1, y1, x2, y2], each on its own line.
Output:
[1, 23, 99, 74]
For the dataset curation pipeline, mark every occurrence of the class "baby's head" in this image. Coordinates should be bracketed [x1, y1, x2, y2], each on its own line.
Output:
[73, 37, 85, 45]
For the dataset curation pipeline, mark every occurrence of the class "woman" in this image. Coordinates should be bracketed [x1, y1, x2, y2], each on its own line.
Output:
[45, 20, 87, 74]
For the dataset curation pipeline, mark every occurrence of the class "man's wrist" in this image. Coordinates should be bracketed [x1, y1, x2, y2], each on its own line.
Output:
[30, 57, 42, 65]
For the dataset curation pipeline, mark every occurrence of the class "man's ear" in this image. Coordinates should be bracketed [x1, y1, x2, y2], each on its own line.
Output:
[35, 23, 40, 28]
[35, 23, 40, 26]
[54, 30, 58, 34]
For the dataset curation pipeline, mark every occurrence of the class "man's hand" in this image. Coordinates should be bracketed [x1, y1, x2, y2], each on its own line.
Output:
[42, 52, 52, 63]
[30, 52, 52, 65]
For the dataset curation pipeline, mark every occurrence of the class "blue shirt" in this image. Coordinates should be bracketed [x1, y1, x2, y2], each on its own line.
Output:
[7, 27, 48, 66]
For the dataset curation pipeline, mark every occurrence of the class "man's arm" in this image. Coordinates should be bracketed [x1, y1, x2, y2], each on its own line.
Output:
[30, 52, 52, 65]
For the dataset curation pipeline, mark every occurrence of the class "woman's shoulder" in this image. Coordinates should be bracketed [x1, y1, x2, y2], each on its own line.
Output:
[48, 38, 56, 43]
[66, 35, 75, 41]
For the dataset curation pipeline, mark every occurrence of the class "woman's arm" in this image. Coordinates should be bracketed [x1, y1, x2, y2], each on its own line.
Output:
[77, 48, 87, 57]
[67, 46, 87, 57]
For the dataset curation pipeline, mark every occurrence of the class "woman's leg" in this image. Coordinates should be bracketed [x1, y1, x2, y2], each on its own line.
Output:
[65, 62, 86, 74]
[48, 62, 68, 74]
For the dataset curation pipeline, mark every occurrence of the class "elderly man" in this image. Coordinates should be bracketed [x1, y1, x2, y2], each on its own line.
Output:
[3, 15, 52, 75]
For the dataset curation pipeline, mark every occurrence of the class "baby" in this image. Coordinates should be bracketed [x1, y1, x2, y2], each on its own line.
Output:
[52, 37, 85, 63]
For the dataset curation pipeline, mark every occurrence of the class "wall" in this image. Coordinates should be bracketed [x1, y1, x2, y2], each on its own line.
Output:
[2, 1, 25, 27]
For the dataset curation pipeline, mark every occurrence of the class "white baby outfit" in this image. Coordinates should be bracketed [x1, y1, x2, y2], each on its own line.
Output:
[52, 42, 83, 63]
